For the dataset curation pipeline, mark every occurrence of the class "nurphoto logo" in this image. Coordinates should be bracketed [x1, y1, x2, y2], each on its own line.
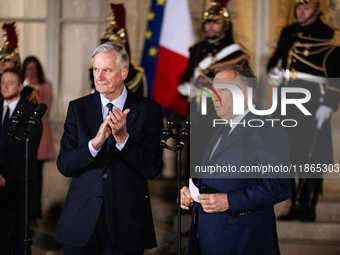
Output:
[200, 83, 311, 116]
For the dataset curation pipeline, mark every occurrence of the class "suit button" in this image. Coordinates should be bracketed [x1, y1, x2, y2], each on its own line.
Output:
[97, 196, 103, 200]
[103, 174, 107, 178]
[201, 185, 206, 189]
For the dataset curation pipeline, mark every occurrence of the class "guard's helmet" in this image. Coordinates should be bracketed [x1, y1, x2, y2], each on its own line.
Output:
[0, 22, 20, 68]
[295, 0, 321, 4]
[101, 4, 126, 45]
[203, 0, 230, 28]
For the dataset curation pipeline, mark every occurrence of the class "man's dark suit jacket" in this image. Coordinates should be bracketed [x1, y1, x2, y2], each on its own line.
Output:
[0, 98, 42, 218]
[188, 112, 291, 255]
[53, 89, 163, 251]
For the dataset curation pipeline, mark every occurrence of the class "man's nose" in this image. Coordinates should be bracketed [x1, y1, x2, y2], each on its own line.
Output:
[212, 94, 220, 103]
[96, 71, 104, 80]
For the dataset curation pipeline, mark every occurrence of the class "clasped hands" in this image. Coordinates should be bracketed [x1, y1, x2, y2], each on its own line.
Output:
[180, 186, 230, 213]
[0, 174, 6, 187]
[91, 108, 131, 150]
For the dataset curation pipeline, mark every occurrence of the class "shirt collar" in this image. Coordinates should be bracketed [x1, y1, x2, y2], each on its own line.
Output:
[3, 97, 21, 120]
[100, 85, 127, 112]
[229, 107, 252, 132]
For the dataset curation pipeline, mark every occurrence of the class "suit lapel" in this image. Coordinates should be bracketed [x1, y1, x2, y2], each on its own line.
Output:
[0, 100, 3, 129]
[12, 97, 25, 118]
[201, 125, 224, 166]
[87, 92, 103, 137]
[0, 100, 4, 132]
[123, 90, 140, 132]
[208, 112, 256, 163]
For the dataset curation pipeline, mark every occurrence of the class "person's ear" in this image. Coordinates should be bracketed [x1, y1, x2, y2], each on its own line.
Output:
[19, 83, 24, 93]
[242, 85, 249, 103]
[315, 6, 321, 16]
[224, 23, 229, 32]
[121, 67, 129, 81]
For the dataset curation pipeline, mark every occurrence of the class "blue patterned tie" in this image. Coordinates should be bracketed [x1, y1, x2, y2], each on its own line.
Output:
[106, 103, 114, 151]
[219, 124, 231, 143]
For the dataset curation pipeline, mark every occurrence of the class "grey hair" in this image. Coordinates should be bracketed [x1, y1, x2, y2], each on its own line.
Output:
[215, 64, 257, 104]
[92, 41, 129, 70]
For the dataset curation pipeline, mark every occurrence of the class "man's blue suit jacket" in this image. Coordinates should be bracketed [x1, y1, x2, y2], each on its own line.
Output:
[53, 89, 163, 251]
[189, 112, 291, 255]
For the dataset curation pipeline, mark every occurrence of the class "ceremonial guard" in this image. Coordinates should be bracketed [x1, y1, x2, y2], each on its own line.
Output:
[177, 0, 249, 98]
[267, 0, 340, 221]
[177, 0, 250, 163]
[89, 3, 147, 97]
[0, 22, 40, 104]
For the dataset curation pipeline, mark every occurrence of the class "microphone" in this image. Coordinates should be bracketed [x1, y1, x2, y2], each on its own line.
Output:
[161, 112, 180, 145]
[179, 113, 191, 147]
[8, 102, 30, 136]
[23, 103, 47, 138]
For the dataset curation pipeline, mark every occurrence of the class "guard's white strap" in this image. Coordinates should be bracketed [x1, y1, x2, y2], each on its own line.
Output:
[286, 70, 328, 101]
[194, 43, 242, 78]
[288, 70, 327, 84]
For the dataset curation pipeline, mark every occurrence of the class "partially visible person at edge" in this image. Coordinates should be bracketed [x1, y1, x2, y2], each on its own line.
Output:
[22, 56, 56, 219]
[0, 68, 42, 255]
[89, 3, 147, 97]
[267, 0, 340, 222]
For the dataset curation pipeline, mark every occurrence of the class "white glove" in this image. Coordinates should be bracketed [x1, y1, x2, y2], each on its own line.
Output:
[315, 105, 332, 130]
[24, 79, 30, 87]
[268, 67, 285, 86]
[177, 82, 198, 98]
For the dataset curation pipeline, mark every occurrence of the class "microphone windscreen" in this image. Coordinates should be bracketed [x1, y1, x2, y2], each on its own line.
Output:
[34, 103, 47, 117]
[16, 102, 30, 114]
[167, 112, 180, 128]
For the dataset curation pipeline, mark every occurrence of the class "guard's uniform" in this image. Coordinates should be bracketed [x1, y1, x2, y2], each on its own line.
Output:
[180, 30, 249, 84]
[268, 17, 340, 221]
[177, 1, 251, 182]
[178, 28, 250, 174]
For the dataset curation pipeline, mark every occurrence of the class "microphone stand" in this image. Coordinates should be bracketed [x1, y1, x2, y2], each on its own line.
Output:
[24, 136, 33, 255]
[7, 103, 46, 254]
[161, 133, 187, 255]
[9, 133, 34, 254]
[7, 133, 33, 254]
[175, 142, 186, 255]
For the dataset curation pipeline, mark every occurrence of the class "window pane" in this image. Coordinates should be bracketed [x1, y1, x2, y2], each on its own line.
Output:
[0, 0, 46, 19]
[61, 0, 108, 19]
[59, 23, 100, 115]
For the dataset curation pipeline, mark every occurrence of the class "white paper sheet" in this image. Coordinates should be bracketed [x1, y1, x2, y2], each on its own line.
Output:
[189, 178, 200, 203]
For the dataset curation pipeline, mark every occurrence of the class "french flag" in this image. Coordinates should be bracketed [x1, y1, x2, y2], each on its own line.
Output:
[141, 0, 194, 117]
